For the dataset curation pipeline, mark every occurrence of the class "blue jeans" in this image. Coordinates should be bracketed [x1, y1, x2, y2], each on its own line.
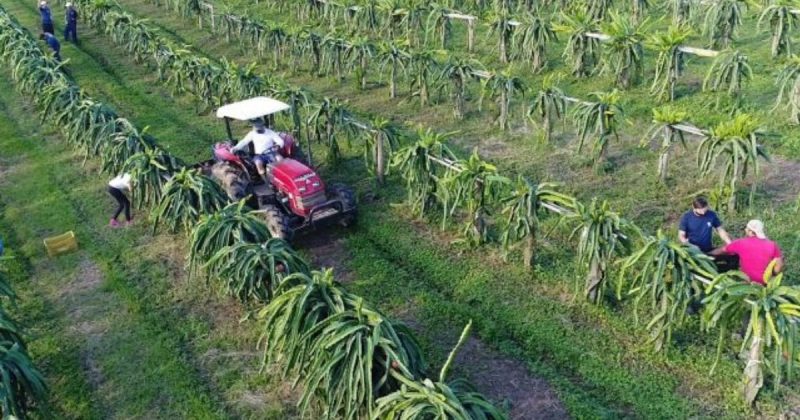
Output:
[64, 23, 77, 42]
[254, 152, 279, 166]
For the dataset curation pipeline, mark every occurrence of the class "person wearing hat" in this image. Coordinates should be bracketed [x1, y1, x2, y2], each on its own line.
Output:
[39, 32, 61, 62]
[38, 1, 54, 35]
[64, 2, 78, 43]
[710, 220, 784, 285]
[230, 120, 285, 184]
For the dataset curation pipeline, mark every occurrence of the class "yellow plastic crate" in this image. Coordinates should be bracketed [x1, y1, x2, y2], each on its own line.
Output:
[43, 231, 78, 257]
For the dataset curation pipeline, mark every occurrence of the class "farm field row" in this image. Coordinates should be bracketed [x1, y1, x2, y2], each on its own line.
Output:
[0, 1, 543, 418]
[1, 0, 799, 417]
[0, 73, 298, 417]
[118, 0, 800, 234]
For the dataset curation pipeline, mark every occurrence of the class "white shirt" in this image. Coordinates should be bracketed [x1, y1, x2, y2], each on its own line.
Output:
[109, 173, 131, 191]
[231, 129, 284, 155]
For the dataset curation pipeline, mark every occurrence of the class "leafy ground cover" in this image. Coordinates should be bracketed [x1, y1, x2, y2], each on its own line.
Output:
[2, 0, 800, 417]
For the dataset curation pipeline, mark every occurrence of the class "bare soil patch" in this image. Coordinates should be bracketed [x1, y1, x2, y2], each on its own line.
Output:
[450, 334, 568, 419]
[760, 157, 800, 206]
[295, 231, 355, 283]
[0, 158, 20, 186]
[399, 303, 568, 417]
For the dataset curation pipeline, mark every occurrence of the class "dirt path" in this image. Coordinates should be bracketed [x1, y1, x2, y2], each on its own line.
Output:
[57, 259, 112, 397]
[295, 231, 356, 283]
[760, 157, 800, 206]
[453, 337, 568, 419]
[301, 232, 569, 419]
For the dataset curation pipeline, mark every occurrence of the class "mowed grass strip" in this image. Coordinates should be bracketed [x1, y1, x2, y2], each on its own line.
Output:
[0, 90, 100, 420]
[0, 72, 225, 418]
[0, 67, 295, 418]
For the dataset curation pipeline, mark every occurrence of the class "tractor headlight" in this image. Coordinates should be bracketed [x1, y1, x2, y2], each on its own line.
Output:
[312, 181, 320, 187]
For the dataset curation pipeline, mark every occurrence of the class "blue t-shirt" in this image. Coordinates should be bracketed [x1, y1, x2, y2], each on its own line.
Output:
[67, 9, 78, 24]
[45, 34, 60, 52]
[39, 6, 52, 24]
[679, 210, 721, 252]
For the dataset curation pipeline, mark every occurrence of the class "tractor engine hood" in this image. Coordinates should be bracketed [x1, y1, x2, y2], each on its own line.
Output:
[271, 159, 325, 197]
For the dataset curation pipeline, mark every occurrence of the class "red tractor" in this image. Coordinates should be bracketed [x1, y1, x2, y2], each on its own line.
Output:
[197, 97, 356, 240]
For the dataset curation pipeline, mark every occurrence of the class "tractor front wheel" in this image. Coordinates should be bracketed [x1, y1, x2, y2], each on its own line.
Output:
[261, 205, 293, 241]
[328, 183, 357, 227]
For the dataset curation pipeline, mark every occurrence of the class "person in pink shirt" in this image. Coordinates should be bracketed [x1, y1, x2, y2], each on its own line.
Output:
[710, 220, 784, 285]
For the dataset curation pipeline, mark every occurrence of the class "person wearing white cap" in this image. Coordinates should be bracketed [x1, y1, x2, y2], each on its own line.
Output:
[38, 1, 54, 35]
[64, 2, 78, 43]
[711, 220, 784, 285]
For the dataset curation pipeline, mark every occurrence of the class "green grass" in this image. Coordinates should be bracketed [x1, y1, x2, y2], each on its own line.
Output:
[0, 41, 297, 420]
[2, 0, 800, 418]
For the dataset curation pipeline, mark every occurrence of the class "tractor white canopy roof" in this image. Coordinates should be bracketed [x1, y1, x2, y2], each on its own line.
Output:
[215, 97, 291, 121]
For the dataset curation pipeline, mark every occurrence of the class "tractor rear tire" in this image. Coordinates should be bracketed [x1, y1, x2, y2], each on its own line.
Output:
[211, 162, 249, 201]
[261, 204, 293, 241]
[328, 183, 357, 227]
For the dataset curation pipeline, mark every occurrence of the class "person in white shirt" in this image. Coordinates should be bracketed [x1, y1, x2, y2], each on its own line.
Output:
[231, 121, 285, 184]
[108, 173, 132, 228]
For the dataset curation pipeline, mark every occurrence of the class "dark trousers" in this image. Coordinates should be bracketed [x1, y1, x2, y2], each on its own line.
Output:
[64, 23, 77, 42]
[108, 187, 131, 221]
[713, 253, 739, 273]
[42, 21, 53, 34]
[688, 253, 740, 315]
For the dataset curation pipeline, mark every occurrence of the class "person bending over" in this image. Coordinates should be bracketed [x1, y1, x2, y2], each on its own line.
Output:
[108, 173, 132, 228]
[710, 220, 783, 285]
[39, 32, 61, 62]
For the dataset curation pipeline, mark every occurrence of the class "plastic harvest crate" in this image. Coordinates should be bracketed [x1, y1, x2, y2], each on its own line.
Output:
[43, 231, 78, 257]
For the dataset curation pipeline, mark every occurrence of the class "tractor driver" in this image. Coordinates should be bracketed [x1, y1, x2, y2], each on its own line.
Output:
[231, 120, 285, 184]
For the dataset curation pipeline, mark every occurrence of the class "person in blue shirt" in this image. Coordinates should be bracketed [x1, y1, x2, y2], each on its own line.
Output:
[678, 196, 732, 253]
[39, 32, 61, 62]
[679, 196, 735, 314]
[64, 2, 78, 43]
[38, 1, 53, 35]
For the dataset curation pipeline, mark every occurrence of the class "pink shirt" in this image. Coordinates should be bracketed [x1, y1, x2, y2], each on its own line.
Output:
[724, 238, 783, 285]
